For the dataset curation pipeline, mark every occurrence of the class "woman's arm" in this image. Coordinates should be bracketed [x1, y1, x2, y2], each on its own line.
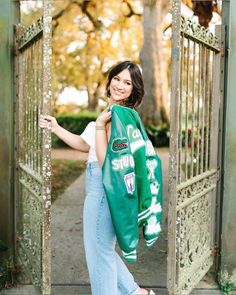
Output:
[95, 110, 112, 167]
[39, 115, 89, 152]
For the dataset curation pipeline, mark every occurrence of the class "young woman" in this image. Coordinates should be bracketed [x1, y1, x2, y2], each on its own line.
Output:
[39, 61, 156, 295]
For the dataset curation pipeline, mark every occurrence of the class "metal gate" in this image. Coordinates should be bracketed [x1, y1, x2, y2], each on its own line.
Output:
[14, 1, 52, 294]
[168, 0, 223, 294]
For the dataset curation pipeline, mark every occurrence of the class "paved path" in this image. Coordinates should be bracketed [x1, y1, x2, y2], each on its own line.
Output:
[1, 148, 224, 295]
[50, 148, 169, 288]
[49, 149, 221, 292]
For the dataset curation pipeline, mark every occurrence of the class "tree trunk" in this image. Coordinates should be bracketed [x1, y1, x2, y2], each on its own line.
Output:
[87, 85, 103, 112]
[140, 0, 170, 126]
[87, 90, 97, 111]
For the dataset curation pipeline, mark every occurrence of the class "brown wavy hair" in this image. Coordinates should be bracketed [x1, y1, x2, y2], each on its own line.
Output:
[106, 61, 144, 108]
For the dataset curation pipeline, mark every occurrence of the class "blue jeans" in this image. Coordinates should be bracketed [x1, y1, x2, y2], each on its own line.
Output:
[83, 161, 140, 295]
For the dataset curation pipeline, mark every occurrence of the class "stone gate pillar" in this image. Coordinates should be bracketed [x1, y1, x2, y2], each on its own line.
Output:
[0, 0, 20, 250]
[221, 0, 236, 277]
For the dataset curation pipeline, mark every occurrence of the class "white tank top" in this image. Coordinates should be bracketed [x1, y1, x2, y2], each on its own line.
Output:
[80, 121, 98, 163]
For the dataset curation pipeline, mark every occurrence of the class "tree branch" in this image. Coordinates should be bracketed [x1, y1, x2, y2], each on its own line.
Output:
[52, 2, 74, 32]
[72, 0, 103, 29]
[52, 2, 73, 21]
[122, 0, 142, 18]
[52, 0, 103, 32]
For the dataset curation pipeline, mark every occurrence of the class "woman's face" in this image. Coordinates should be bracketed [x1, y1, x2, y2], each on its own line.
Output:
[109, 69, 133, 105]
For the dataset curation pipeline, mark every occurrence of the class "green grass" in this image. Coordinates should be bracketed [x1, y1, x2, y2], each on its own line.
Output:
[51, 159, 86, 203]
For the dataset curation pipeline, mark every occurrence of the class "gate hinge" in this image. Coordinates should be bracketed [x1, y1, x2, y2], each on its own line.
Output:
[220, 46, 225, 57]
[217, 167, 221, 182]
[211, 244, 218, 257]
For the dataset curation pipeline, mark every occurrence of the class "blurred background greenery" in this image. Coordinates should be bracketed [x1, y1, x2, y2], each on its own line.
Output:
[20, 0, 221, 133]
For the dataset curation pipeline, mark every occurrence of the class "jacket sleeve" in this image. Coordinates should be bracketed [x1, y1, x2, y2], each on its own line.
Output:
[133, 111, 163, 247]
[143, 153, 162, 247]
[127, 125, 153, 225]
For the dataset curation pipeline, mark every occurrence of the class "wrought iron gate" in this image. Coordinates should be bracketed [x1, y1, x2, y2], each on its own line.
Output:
[168, 1, 223, 294]
[14, 1, 52, 294]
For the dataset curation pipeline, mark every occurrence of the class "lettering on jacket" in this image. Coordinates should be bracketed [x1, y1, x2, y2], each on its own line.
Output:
[126, 125, 145, 153]
[112, 154, 134, 171]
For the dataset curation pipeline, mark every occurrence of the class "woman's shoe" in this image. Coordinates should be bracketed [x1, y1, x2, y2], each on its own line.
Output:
[149, 290, 156, 295]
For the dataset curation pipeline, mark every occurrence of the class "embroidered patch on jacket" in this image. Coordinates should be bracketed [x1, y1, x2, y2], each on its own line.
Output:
[146, 159, 158, 180]
[112, 138, 128, 152]
[150, 180, 160, 195]
[146, 140, 156, 156]
[124, 172, 135, 194]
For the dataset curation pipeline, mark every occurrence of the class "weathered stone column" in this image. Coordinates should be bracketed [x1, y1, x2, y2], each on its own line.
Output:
[0, 0, 20, 251]
[221, 0, 236, 277]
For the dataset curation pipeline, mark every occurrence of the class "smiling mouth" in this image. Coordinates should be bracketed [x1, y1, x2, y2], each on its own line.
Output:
[113, 89, 123, 95]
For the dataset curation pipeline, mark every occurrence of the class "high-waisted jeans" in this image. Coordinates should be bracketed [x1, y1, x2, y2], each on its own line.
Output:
[83, 161, 140, 295]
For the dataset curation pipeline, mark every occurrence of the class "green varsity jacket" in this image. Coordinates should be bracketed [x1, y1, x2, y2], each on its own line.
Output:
[102, 105, 162, 262]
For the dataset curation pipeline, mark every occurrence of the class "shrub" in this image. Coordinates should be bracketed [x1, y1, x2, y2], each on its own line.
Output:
[52, 112, 170, 148]
[52, 111, 98, 148]
[146, 125, 170, 147]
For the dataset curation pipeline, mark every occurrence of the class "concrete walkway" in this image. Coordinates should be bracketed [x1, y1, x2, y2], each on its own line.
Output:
[0, 148, 224, 295]
[49, 148, 169, 293]
[50, 150, 169, 287]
